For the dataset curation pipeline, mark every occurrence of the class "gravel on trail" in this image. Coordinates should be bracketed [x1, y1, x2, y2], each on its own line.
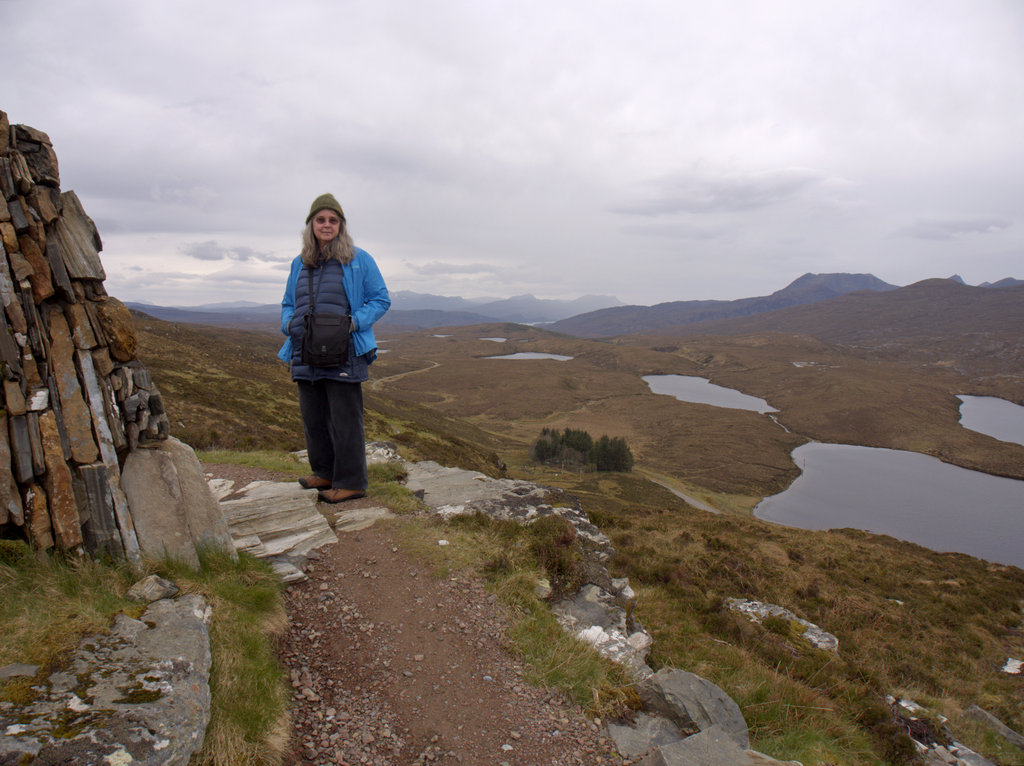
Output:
[203, 464, 632, 766]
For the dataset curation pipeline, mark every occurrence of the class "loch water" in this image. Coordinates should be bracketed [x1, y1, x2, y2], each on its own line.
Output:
[486, 352, 573, 361]
[643, 375, 776, 413]
[754, 442, 1024, 569]
[958, 395, 1024, 447]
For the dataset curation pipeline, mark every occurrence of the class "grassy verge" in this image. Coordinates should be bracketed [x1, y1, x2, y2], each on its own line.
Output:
[156, 549, 289, 766]
[199, 448, 310, 475]
[0, 541, 289, 766]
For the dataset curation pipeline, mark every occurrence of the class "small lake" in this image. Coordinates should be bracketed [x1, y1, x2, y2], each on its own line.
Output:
[755, 442, 1024, 568]
[958, 395, 1024, 447]
[643, 375, 776, 413]
[486, 352, 573, 361]
[479, 337, 507, 342]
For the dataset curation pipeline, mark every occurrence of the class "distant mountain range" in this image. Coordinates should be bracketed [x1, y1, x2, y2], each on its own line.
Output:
[126, 273, 1021, 334]
[127, 292, 624, 331]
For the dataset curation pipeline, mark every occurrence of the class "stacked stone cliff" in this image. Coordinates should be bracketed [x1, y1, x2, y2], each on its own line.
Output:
[0, 109, 170, 561]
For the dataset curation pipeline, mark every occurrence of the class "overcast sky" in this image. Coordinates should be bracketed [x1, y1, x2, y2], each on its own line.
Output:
[4, 0, 1022, 307]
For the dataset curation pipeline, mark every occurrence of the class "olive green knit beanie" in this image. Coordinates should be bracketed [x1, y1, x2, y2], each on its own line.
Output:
[306, 193, 345, 224]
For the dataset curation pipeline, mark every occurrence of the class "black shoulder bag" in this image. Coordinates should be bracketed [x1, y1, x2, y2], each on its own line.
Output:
[300, 266, 352, 367]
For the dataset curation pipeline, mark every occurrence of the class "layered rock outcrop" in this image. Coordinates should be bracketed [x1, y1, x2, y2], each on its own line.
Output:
[0, 110, 210, 563]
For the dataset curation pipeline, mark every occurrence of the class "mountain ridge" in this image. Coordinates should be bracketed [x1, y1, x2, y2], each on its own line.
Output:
[547, 272, 899, 337]
[660, 278, 1024, 349]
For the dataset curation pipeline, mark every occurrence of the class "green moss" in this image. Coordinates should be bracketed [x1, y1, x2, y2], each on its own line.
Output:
[113, 683, 163, 704]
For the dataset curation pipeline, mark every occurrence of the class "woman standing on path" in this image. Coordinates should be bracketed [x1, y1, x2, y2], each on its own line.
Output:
[278, 193, 390, 503]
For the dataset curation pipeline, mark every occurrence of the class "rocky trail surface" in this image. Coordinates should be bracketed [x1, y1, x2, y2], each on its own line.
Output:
[206, 463, 629, 766]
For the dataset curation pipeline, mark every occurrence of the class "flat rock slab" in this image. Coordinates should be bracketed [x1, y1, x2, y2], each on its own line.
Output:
[607, 712, 684, 757]
[726, 598, 839, 653]
[404, 460, 550, 511]
[638, 724, 803, 766]
[0, 595, 212, 766]
[404, 461, 612, 556]
[329, 505, 395, 532]
[219, 481, 338, 559]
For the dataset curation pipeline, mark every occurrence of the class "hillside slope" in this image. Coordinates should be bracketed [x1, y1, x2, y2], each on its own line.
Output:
[131, 313, 507, 475]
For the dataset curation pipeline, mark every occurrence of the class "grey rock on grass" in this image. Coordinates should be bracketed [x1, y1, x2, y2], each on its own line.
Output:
[0, 594, 212, 766]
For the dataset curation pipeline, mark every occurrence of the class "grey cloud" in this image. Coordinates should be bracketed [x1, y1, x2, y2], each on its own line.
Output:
[180, 241, 288, 263]
[6, 0, 1023, 305]
[612, 168, 823, 217]
[407, 261, 499, 276]
[620, 222, 731, 240]
[118, 267, 285, 290]
[897, 218, 1012, 241]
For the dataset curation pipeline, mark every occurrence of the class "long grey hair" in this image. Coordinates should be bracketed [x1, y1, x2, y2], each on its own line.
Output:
[300, 219, 355, 267]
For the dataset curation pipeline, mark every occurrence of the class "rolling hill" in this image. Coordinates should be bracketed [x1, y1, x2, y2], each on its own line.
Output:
[547, 273, 898, 337]
[650, 279, 1024, 382]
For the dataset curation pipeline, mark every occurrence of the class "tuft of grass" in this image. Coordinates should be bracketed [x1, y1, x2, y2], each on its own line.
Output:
[0, 541, 138, 679]
[198, 449, 309, 475]
[525, 515, 586, 598]
[366, 461, 426, 515]
[507, 600, 639, 717]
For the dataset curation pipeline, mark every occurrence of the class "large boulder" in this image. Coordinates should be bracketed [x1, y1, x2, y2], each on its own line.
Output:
[121, 437, 235, 567]
[637, 668, 749, 749]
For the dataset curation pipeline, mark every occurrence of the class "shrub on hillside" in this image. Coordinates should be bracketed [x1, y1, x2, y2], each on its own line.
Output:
[531, 427, 633, 472]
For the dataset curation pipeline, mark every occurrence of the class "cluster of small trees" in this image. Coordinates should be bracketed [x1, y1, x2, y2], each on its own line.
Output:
[531, 427, 634, 472]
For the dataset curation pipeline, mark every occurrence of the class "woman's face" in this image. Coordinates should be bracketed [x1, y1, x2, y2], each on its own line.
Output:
[312, 210, 342, 245]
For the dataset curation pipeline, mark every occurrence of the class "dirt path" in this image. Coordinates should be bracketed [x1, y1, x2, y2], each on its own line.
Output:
[371, 360, 441, 391]
[203, 464, 629, 766]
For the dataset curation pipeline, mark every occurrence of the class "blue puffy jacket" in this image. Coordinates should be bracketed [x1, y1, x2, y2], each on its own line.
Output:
[277, 248, 390, 378]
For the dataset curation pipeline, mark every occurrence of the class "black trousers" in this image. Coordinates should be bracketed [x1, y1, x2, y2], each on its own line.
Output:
[296, 379, 367, 490]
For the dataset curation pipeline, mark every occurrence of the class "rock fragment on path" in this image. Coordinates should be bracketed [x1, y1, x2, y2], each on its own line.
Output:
[127, 573, 179, 602]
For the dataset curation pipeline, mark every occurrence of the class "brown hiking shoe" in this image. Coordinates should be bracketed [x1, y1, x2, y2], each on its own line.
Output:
[317, 488, 366, 504]
[298, 475, 331, 490]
